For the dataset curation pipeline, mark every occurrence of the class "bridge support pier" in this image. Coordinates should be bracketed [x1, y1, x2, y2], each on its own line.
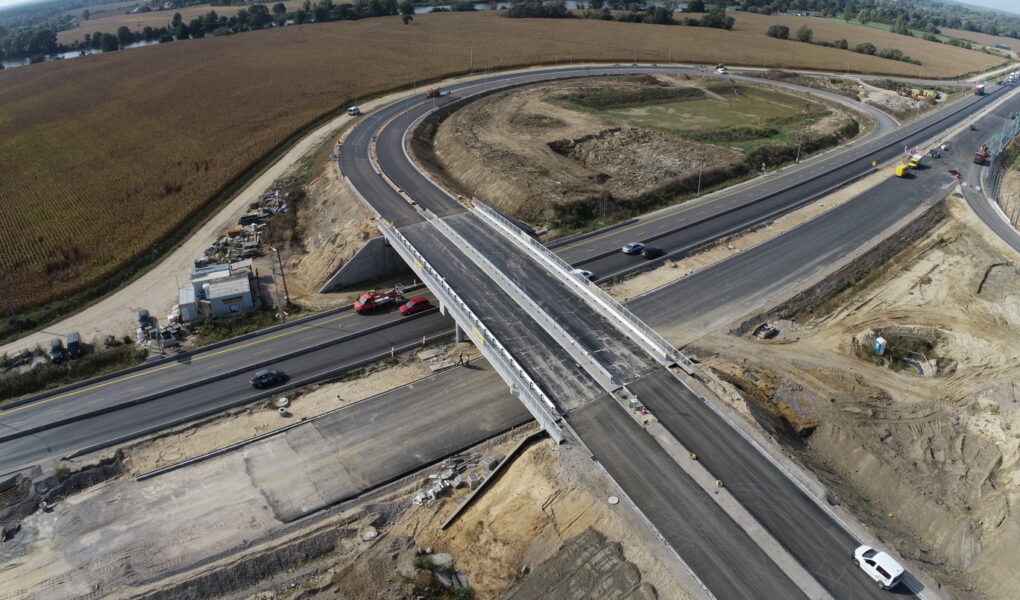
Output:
[455, 323, 463, 343]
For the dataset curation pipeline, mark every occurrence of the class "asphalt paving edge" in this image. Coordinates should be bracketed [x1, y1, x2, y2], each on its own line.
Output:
[598, 168, 876, 285]
[56, 329, 458, 466]
[0, 304, 353, 412]
[0, 311, 443, 444]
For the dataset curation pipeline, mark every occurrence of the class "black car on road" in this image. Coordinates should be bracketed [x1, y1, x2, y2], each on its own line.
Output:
[250, 368, 287, 389]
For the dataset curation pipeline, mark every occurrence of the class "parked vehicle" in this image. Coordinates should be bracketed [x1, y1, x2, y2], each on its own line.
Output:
[347, 106, 362, 116]
[621, 242, 646, 255]
[753, 323, 778, 339]
[570, 268, 596, 281]
[399, 297, 432, 316]
[49, 338, 65, 363]
[641, 246, 664, 259]
[138, 309, 151, 328]
[67, 332, 82, 359]
[853, 545, 904, 590]
[908, 154, 923, 169]
[353, 287, 405, 314]
[893, 164, 909, 178]
[250, 368, 287, 389]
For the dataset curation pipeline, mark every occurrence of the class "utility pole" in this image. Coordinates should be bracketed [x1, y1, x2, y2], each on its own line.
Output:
[271, 247, 290, 305]
[469, 47, 474, 73]
[697, 152, 705, 195]
[270, 261, 285, 324]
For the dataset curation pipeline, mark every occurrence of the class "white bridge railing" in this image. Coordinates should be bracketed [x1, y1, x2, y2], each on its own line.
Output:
[473, 201, 694, 374]
[378, 220, 565, 443]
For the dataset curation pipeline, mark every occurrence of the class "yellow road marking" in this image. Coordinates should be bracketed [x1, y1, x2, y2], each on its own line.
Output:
[0, 312, 356, 417]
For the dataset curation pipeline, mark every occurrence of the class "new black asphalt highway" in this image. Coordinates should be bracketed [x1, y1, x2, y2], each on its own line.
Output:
[0, 308, 454, 474]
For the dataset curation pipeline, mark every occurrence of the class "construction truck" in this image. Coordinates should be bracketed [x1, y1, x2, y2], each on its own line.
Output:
[973, 145, 990, 165]
[353, 286, 405, 314]
[893, 164, 909, 177]
[908, 153, 923, 169]
[974, 84, 986, 96]
[425, 87, 446, 99]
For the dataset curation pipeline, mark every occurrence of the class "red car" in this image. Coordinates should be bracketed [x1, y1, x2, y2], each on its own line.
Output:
[399, 297, 432, 316]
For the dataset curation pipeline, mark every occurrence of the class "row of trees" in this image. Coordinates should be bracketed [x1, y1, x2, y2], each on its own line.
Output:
[766, 23, 918, 65]
[506, 0, 735, 30]
[1, 0, 418, 60]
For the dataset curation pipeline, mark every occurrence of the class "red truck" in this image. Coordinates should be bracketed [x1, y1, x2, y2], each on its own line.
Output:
[973, 145, 990, 165]
[974, 84, 986, 96]
[353, 287, 404, 314]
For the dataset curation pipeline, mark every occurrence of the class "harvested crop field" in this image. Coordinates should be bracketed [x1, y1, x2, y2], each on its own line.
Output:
[55, 0, 307, 44]
[939, 27, 1018, 51]
[0, 11, 999, 326]
[734, 11, 1005, 76]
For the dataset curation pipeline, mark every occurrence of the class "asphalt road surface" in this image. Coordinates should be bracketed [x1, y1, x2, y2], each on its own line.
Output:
[630, 369, 920, 600]
[0, 308, 454, 475]
[569, 392, 810, 600]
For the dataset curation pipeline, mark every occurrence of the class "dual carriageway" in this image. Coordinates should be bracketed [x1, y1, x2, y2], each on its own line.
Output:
[4, 64, 1019, 599]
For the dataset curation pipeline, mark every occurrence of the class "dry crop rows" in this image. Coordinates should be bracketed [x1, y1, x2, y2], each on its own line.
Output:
[0, 11, 1002, 315]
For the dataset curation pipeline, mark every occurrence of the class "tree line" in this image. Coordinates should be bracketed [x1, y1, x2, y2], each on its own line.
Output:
[0, 0, 423, 61]
[766, 22, 919, 65]
[506, 0, 735, 30]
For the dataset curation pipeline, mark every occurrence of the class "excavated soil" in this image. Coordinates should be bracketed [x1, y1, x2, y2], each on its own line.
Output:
[275, 164, 379, 307]
[694, 197, 1020, 599]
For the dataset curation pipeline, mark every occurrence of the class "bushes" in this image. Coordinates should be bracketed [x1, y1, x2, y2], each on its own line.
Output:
[0, 344, 149, 402]
[854, 41, 877, 54]
[833, 38, 848, 49]
[795, 25, 813, 43]
[561, 86, 704, 109]
[506, 1, 572, 19]
[766, 24, 789, 39]
[877, 47, 904, 60]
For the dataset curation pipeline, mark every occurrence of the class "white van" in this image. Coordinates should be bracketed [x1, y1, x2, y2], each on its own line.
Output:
[347, 106, 362, 116]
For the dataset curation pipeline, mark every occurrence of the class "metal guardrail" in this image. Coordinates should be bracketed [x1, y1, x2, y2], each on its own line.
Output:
[472, 201, 695, 374]
[378, 221, 565, 443]
[428, 213, 621, 392]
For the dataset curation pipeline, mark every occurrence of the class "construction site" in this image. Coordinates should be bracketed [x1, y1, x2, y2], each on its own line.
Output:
[3, 63, 1020, 600]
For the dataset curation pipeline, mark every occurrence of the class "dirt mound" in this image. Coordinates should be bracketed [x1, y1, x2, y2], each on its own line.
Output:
[283, 164, 378, 305]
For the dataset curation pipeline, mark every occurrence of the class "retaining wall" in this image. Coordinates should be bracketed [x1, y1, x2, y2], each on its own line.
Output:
[733, 197, 949, 335]
[318, 237, 412, 293]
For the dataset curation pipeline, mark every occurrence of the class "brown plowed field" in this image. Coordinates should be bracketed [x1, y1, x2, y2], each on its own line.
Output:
[0, 11, 1001, 318]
